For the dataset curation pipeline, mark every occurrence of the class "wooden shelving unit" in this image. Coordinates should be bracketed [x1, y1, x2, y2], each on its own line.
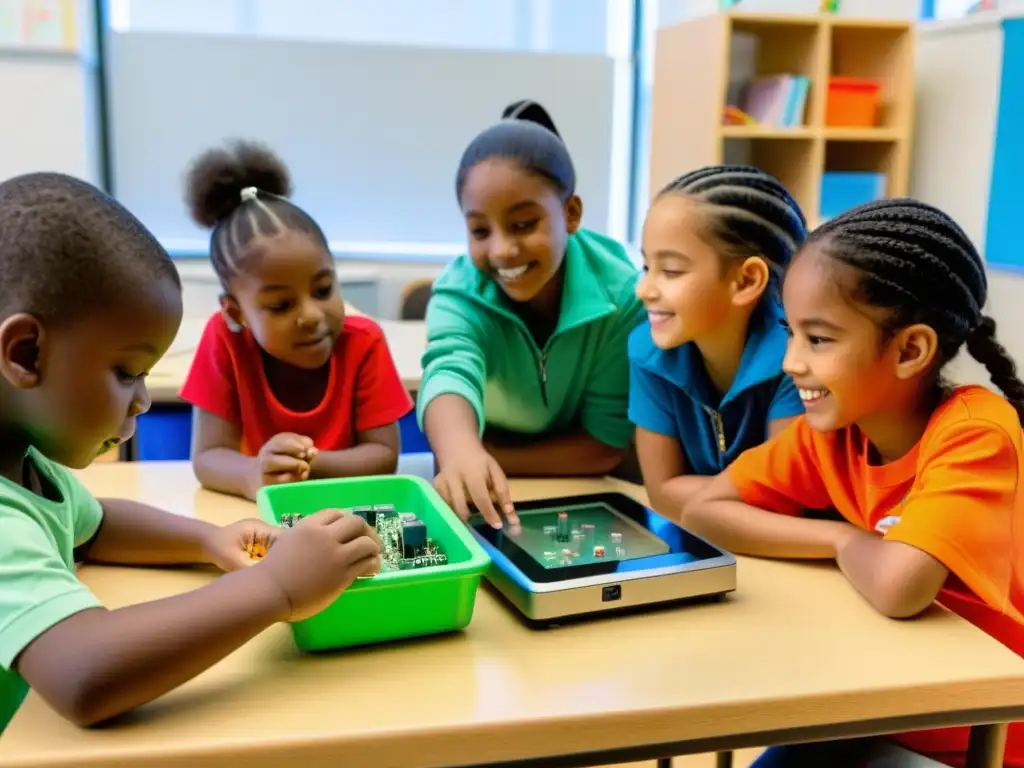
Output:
[648, 12, 915, 228]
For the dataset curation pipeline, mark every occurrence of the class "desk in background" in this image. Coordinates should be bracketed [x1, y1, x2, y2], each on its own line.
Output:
[1, 463, 1021, 768]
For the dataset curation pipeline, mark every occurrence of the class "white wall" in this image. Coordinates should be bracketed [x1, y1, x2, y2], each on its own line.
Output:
[0, 0, 98, 184]
[910, 16, 1024, 386]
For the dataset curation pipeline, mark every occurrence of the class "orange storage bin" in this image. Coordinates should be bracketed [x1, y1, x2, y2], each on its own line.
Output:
[826, 77, 881, 127]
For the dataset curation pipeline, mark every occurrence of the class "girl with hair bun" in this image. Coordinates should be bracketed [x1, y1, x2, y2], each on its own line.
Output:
[688, 198, 1024, 767]
[418, 100, 645, 528]
[179, 140, 413, 500]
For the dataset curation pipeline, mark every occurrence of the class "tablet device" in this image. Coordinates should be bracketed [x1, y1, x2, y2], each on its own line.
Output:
[469, 492, 736, 625]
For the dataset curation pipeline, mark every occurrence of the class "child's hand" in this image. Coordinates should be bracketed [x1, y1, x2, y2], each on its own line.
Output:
[434, 447, 517, 529]
[254, 433, 319, 489]
[201, 519, 279, 572]
[256, 509, 382, 622]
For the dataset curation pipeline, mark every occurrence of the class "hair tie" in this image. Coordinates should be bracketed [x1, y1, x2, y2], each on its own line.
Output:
[240, 186, 259, 203]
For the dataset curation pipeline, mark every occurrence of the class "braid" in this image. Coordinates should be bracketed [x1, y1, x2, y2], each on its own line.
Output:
[659, 165, 808, 292]
[966, 317, 1024, 422]
[809, 198, 1024, 417]
[184, 140, 329, 286]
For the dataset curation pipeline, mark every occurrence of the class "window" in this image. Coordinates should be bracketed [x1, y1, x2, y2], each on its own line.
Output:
[104, 0, 639, 259]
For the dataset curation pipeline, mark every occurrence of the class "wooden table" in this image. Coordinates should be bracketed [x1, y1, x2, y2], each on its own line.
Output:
[2, 463, 1022, 768]
[146, 310, 426, 402]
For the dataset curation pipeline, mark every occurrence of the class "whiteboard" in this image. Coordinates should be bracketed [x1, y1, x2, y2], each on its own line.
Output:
[0, 52, 97, 182]
[107, 32, 618, 252]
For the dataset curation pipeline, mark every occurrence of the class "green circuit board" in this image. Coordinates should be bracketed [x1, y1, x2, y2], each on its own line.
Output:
[280, 505, 447, 573]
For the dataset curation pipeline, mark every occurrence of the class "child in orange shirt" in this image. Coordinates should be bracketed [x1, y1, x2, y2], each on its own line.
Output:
[686, 199, 1024, 767]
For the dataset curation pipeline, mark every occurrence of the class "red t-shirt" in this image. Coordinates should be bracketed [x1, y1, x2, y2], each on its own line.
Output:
[730, 386, 1024, 767]
[180, 313, 414, 456]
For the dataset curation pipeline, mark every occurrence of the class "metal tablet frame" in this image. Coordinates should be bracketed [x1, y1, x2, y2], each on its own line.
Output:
[469, 493, 737, 624]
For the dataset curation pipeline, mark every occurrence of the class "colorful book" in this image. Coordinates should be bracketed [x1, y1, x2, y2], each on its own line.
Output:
[739, 74, 810, 128]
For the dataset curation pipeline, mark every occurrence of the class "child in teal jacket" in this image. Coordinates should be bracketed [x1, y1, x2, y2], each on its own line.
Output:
[417, 101, 644, 528]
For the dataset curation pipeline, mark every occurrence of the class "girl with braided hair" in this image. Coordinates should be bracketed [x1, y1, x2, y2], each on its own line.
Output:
[688, 198, 1024, 767]
[628, 165, 808, 516]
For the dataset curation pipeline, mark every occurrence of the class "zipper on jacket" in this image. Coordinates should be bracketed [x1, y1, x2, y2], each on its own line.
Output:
[538, 353, 549, 406]
[704, 405, 726, 453]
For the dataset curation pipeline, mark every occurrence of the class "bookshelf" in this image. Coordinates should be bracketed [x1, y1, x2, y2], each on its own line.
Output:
[648, 12, 914, 228]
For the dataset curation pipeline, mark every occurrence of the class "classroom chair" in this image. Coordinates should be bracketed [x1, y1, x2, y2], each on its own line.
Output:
[399, 278, 433, 320]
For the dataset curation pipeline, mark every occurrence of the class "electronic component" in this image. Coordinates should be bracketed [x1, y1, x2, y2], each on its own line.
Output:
[352, 506, 376, 527]
[244, 531, 271, 560]
[277, 507, 447, 573]
[556, 512, 570, 542]
[401, 519, 427, 558]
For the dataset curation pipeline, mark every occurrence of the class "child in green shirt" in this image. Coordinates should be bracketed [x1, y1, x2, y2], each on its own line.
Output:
[418, 101, 645, 528]
[0, 173, 380, 730]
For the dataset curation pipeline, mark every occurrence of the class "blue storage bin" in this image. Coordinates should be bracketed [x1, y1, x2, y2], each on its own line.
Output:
[135, 408, 428, 460]
[820, 172, 886, 222]
[399, 411, 430, 454]
[136, 406, 193, 461]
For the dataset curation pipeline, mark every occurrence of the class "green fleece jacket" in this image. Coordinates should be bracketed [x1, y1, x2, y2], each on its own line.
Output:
[416, 229, 645, 450]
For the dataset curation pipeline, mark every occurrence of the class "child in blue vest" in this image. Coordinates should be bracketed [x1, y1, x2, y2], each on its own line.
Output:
[628, 165, 807, 517]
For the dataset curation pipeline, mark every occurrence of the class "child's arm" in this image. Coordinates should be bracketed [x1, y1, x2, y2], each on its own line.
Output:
[689, 473, 949, 617]
[309, 423, 400, 478]
[191, 409, 262, 500]
[840, 421, 1018, 620]
[425, 394, 516, 527]
[85, 499, 275, 573]
[9, 510, 380, 727]
[635, 427, 710, 515]
[191, 409, 316, 500]
[685, 471, 853, 559]
[835, 533, 949, 618]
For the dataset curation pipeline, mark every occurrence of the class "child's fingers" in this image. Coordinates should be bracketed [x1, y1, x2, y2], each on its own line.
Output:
[262, 454, 308, 475]
[268, 433, 311, 457]
[262, 469, 306, 487]
[488, 465, 518, 523]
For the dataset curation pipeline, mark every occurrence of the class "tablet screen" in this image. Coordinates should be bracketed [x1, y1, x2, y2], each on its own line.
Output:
[470, 493, 722, 583]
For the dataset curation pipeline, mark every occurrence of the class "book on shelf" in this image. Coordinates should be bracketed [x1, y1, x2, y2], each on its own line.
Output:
[739, 74, 810, 128]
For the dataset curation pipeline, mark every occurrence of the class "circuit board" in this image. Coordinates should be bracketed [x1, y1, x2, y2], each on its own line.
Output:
[280, 505, 447, 572]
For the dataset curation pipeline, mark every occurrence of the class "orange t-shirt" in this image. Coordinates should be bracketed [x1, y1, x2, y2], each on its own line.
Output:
[729, 385, 1024, 767]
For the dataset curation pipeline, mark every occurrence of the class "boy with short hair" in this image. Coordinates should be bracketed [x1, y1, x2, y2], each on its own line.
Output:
[0, 173, 380, 729]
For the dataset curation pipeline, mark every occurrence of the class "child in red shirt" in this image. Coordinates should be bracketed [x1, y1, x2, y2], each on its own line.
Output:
[686, 199, 1024, 767]
[179, 142, 413, 500]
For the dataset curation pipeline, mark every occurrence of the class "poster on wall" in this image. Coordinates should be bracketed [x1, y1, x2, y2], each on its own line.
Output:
[0, 0, 75, 51]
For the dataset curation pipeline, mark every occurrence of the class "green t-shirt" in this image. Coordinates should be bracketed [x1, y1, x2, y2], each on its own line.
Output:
[0, 449, 103, 731]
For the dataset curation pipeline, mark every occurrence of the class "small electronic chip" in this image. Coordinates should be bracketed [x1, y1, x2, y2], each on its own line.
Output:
[244, 531, 271, 560]
[276, 508, 446, 573]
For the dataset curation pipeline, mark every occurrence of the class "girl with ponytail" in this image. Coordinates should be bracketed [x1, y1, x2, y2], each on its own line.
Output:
[687, 198, 1024, 767]
[418, 100, 645, 527]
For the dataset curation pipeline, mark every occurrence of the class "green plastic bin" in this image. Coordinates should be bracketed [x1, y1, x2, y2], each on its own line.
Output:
[256, 474, 490, 652]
